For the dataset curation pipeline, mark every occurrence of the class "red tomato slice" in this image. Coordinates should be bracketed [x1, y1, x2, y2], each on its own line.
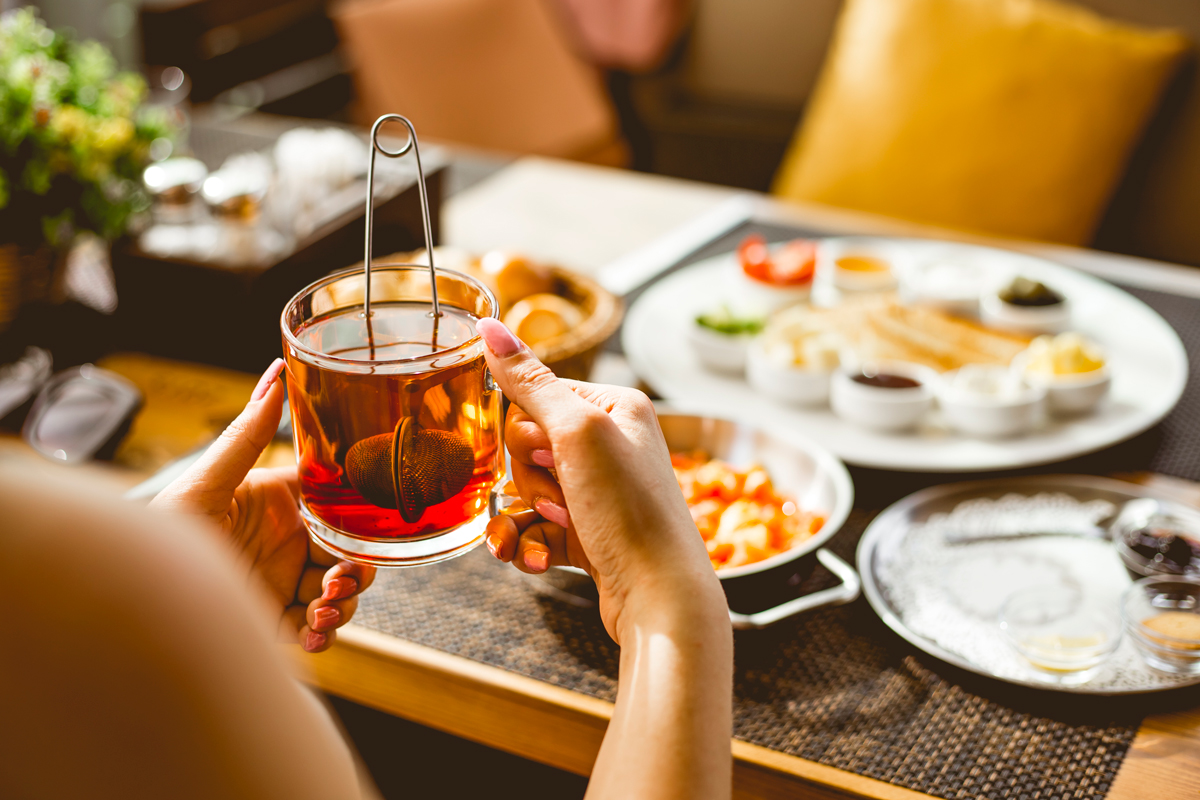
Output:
[737, 234, 772, 282]
[769, 240, 817, 285]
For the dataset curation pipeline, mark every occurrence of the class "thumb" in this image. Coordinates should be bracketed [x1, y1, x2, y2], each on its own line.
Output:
[161, 359, 286, 514]
[477, 318, 588, 430]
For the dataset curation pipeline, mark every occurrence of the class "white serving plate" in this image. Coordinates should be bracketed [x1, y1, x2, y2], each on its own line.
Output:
[622, 237, 1188, 472]
[856, 475, 1200, 694]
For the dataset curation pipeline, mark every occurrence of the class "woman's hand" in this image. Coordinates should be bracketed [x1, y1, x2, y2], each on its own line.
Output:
[150, 359, 375, 653]
[477, 319, 726, 643]
[479, 319, 733, 799]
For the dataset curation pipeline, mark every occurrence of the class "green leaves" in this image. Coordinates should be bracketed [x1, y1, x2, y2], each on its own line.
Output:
[0, 7, 179, 247]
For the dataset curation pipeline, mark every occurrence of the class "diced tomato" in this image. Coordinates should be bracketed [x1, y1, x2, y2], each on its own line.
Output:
[690, 499, 724, 541]
[739, 524, 773, 564]
[671, 451, 820, 574]
[737, 234, 771, 282]
[768, 240, 817, 285]
[693, 460, 741, 502]
[739, 235, 816, 286]
[707, 540, 734, 564]
[742, 468, 775, 502]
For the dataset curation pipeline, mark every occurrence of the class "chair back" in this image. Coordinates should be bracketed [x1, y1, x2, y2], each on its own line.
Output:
[332, 0, 625, 163]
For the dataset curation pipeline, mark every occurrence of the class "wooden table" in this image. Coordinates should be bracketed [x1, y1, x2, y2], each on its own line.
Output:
[297, 156, 1200, 800]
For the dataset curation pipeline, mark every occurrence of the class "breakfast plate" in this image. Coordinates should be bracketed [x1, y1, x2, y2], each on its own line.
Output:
[622, 237, 1188, 472]
[857, 475, 1200, 694]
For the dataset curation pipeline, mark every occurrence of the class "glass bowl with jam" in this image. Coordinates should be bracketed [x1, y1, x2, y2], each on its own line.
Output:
[1113, 499, 1200, 581]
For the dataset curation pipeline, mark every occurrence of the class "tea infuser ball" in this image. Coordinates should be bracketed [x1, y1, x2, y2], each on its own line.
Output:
[345, 417, 475, 522]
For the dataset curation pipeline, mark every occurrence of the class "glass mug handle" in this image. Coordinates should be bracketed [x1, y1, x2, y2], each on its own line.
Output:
[485, 368, 518, 519]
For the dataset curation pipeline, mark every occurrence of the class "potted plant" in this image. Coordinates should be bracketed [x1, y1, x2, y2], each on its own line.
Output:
[0, 8, 176, 330]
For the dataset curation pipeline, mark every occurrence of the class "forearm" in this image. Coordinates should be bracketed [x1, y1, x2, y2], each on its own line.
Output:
[587, 594, 733, 800]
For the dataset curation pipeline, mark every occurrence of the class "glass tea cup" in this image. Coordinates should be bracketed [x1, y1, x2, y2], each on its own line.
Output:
[281, 264, 505, 566]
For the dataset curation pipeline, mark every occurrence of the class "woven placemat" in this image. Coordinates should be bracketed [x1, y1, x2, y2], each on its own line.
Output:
[355, 512, 1144, 800]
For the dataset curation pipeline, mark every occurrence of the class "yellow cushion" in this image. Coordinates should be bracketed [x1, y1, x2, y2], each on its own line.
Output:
[772, 0, 1189, 245]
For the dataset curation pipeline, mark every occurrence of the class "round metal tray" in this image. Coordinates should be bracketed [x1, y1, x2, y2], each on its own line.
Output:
[857, 475, 1200, 694]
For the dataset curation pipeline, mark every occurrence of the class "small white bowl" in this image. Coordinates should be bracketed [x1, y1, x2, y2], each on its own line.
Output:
[901, 260, 985, 315]
[746, 339, 833, 406]
[820, 238, 899, 293]
[980, 287, 1071, 334]
[687, 321, 755, 375]
[1029, 366, 1112, 415]
[728, 268, 812, 314]
[830, 361, 937, 431]
[938, 366, 1046, 438]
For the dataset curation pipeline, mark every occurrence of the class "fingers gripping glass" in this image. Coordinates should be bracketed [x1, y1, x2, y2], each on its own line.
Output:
[281, 115, 505, 567]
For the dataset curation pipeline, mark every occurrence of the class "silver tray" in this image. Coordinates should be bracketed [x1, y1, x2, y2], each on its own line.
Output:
[857, 475, 1200, 695]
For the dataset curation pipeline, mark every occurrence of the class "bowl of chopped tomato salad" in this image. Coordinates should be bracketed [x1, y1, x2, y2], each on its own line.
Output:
[657, 409, 853, 580]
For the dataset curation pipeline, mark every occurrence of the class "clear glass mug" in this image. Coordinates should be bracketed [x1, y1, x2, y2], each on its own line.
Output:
[281, 264, 506, 566]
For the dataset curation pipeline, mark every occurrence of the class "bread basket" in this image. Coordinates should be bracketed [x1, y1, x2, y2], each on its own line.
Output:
[372, 250, 623, 381]
[528, 267, 623, 380]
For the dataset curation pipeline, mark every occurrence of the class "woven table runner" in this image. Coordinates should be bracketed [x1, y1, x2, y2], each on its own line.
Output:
[353, 225, 1200, 800]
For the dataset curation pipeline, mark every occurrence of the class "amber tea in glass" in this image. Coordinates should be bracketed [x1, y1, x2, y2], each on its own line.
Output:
[281, 265, 504, 566]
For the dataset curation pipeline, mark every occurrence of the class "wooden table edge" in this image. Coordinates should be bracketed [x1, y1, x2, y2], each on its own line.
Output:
[297, 623, 933, 800]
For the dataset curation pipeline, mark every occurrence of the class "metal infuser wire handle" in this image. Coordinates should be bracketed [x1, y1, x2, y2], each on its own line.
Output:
[363, 114, 441, 323]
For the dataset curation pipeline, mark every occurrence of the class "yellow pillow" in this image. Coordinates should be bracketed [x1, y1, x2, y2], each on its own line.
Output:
[772, 0, 1189, 245]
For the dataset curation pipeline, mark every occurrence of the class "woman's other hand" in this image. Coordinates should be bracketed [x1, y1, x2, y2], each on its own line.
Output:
[477, 319, 725, 643]
[150, 358, 375, 653]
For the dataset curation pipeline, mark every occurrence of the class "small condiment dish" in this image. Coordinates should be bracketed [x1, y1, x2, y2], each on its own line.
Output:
[1016, 333, 1111, 415]
[1032, 366, 1111, 415]
[687, 321, 753, 374]
[731, 237, 815, 313]
[746, 337, 837, 406]
[1122, 576, 1200, 675]
[901, 260, 985, 314]
[821, 238, 899, 293]
[730, 271, 811, 314]
[980, 277, 1071, 334]
[830, 361, 937, 431]
[1113, 499, 1200, 581]
[938, 365, 1046, 438]
[999, 585, 1120, 685]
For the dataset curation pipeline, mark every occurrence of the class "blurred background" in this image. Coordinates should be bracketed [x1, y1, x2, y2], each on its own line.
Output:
[10, 0, 1200, 257]
[19, 0, 838, 189]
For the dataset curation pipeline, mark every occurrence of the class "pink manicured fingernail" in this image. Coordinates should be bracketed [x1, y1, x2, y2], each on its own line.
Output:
[252, 358, 285, 401]
[524, 549, 549, 572]
[477, 318, 523, 357]
[313, 606, 340, 631]
[530, 448, 555, 468]
[534, 498, 570, 528]
[322, 576, 357, 601]
[304, 631, 327, 652]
